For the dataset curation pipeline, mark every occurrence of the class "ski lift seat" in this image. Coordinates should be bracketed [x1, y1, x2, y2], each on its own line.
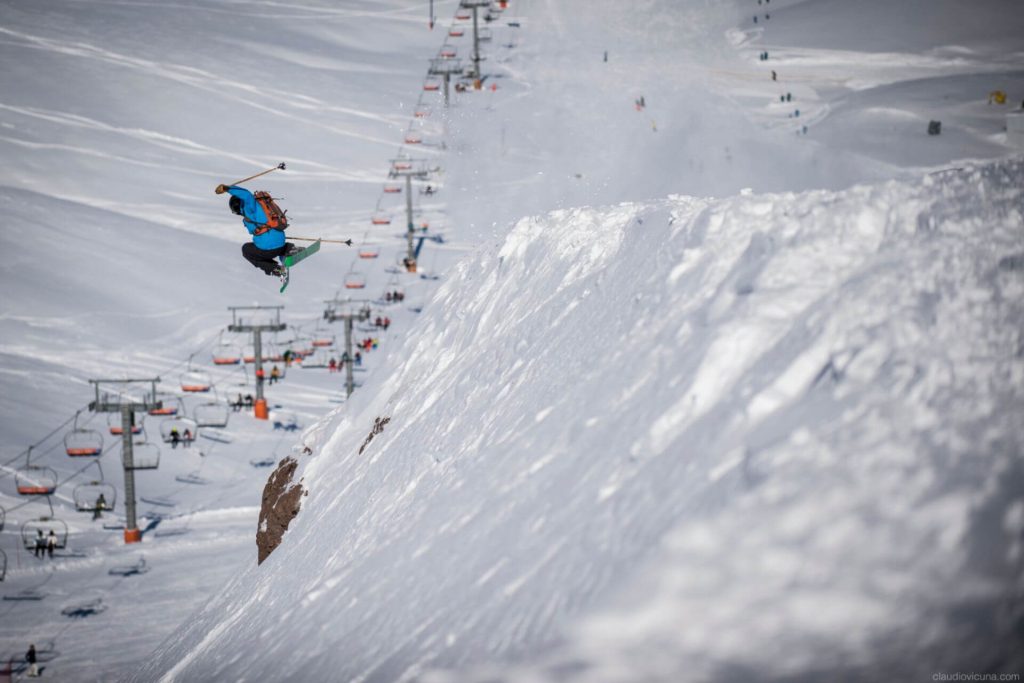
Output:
[160, 417, 198, 443]
[127, 442, 160, 470]
[73, 482, 117, 513]
[181, 370, 212, 392]
[21, 517, 69, 549]
[65, 429, 103, 457]
[194, 403, 230, 429]
[15, 467, 58, 496]
[359, 246, 381, 259]
[345, 273, 367, 289]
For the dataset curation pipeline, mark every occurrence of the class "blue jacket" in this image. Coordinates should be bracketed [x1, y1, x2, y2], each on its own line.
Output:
[227, 185, 286, 250]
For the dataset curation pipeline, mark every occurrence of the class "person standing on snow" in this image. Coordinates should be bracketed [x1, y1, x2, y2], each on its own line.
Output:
[215, 183, 295, 279]
[26, 644, 39, 677]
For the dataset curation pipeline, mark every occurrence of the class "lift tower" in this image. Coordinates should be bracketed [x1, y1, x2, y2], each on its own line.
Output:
[88, 378, 161, 544]
[461, 0, 491, 79]
[388, 158, 435, 270]
[428, 57, 465, 109]
[227, 305, 286, 419]
[323, 298, 372, 398]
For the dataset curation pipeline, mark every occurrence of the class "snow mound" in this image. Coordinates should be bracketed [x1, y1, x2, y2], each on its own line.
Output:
[136, 158, 1024, 681]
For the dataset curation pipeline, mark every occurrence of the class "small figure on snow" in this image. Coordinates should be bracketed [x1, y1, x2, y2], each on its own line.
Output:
[26, 644, 39, 677]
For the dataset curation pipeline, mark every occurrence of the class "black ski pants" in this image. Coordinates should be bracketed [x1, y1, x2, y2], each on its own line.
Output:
[242, 242, 292, 275]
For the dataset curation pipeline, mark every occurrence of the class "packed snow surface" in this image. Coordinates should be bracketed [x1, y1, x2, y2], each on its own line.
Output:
[1, 0, 1022, 680]
[135, 159, 1024, 682]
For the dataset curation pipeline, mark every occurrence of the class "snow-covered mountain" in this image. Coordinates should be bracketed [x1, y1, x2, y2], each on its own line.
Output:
[2, 0, 1022, 680]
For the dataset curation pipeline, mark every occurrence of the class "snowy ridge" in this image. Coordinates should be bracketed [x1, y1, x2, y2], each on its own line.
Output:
[137, 157, 1024, 681]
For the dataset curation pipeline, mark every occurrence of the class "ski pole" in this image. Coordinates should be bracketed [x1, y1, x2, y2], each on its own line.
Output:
[215, 163, 286, 193]
[290, 236, 353, 246]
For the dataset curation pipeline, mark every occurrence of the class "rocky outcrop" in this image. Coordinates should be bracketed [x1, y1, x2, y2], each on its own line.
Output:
[256, 457, 305, 565]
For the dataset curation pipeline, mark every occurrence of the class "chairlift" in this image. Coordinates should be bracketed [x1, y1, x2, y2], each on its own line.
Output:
[180, 369, 212, 393]
[383, 184, 402, 193]
[300, 349, 332, 369]
[264, 342, 285, 362]
[441, 48, 457, 58]
[449, 28, 465, 37]
[148, 396, 184, 416]
[21, 517, 69, 550]
[415, 109, 431, 118]
[73, 481, 117, 513]
[159, 417, 198, 444]
[126, 442, 160, 470]
[194, 402, 230, 428]
[15, 466, 58, 496]
[345, 272, 367, 289]
[392, 161, 413, 171]
[405, 134, 423, 144]
[371, 214, 392, 225]
[359, 245, 381, 259]
[64, 428, 103, 457]
[311, 333, 335, 348]
[455, 11, 470, 19]
[108, 413, 143, 436]
[423, 80, 441, 91]
[212, 343, 243, 365]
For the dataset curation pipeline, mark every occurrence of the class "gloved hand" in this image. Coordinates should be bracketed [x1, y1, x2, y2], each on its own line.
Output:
[215, 184, 229, 194]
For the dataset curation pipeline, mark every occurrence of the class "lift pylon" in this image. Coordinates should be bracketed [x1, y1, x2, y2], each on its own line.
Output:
[388, 159, 438, 271]
[323, 298, 372, 398]
[88, 378, 161, 544]
[227, 306, 287, 420]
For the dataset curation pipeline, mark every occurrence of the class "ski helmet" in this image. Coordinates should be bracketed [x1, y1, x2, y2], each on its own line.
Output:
[229, 195, 242, 215]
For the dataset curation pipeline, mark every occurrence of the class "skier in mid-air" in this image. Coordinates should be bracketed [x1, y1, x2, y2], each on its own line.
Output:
[216, 182, 296, 280]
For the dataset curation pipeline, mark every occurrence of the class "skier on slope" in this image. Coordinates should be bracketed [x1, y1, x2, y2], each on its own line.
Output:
[215, 183, 296, 280]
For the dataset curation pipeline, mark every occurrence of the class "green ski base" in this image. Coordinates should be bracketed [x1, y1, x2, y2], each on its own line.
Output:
[278, 239, 321, 293]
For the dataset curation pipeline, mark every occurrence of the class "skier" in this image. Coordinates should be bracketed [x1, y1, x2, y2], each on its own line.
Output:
[215, 183, 295, 280]
[46, 530, 57, 558]
[26, 644, 39, 677]
[270, 366, 281, 384]
[34, 530, 45, 558]
[183, 429, 193, 447]
[170, 427, 180, 449]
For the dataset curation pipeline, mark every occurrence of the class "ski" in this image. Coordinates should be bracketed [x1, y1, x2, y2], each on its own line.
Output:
[278, 239, 321, 293]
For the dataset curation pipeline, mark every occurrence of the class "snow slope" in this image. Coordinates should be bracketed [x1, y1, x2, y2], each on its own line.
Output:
[137, 157, 1024, 681]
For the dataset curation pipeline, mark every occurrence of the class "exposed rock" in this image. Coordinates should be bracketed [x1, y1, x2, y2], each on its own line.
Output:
[256, 457, 305, 565]
[359, 416, 391, 454]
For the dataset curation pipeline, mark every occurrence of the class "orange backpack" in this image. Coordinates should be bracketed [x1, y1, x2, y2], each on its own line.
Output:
[252, 191, 289, 235]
